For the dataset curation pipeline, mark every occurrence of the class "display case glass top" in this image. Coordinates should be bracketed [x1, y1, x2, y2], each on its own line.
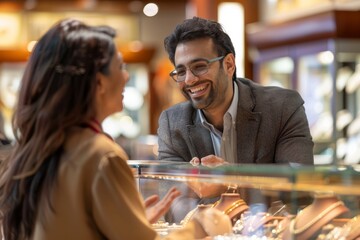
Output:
[128, 160, 360, 196]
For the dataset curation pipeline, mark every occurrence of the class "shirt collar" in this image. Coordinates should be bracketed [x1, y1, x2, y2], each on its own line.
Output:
[228, 81, 238, 120]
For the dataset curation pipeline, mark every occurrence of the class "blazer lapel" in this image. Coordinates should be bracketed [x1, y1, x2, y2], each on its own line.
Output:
[236, 111, 261, 163]
[235, 79, 261, 163]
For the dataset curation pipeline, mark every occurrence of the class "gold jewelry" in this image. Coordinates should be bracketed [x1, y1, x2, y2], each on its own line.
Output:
[320, 216, 360, 240]
[182, 199, 247, 225]
[223, 199, 247, 215]
[271, 217, 289, 237]
[273, 224, 286, 236]
[181, 206, 198, 225]
[289, 201, 345, 236]
[181, 204, 212, 225]
[212, 200, 219, 208]
[332, 215, 360, 239]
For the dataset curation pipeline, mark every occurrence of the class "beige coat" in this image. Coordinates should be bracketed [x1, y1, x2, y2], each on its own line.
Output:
[31, 126, 196, 240]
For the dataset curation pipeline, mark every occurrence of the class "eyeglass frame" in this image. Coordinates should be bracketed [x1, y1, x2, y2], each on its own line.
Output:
[169, 56, 225, 82]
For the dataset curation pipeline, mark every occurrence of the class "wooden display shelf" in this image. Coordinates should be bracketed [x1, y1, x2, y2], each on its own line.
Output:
[247, 10, 360, 50]
[0, 49, 30, 62]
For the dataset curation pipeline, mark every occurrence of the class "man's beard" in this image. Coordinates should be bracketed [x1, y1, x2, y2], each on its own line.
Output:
[182, 83, 214, 110]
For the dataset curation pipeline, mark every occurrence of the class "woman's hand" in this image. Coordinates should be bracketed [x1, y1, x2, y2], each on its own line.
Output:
[145, 187, 181, 224]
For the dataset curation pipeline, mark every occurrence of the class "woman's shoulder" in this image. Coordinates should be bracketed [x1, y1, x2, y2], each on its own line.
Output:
[64, 127, 129, 165]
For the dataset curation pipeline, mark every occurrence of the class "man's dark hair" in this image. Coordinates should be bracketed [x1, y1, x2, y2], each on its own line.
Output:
[164, 16, 236, 80]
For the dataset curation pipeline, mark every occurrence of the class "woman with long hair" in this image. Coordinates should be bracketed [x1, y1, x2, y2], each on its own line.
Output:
[0, 19, 230, 240]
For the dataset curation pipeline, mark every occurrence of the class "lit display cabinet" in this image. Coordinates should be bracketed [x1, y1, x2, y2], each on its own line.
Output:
[129, 160, 360, 239]
[247, 10, 360, 165]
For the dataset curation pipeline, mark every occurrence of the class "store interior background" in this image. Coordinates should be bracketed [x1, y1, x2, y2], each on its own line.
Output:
[0, 0, 360, 164]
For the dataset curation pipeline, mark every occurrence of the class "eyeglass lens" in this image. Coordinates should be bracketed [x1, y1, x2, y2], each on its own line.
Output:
[170, 56, 224, 82]
[175, 61, 209, 81]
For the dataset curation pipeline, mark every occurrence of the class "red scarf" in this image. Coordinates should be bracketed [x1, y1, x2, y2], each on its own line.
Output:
[86, 119, 102, 134]
[83, 119, 113, 141]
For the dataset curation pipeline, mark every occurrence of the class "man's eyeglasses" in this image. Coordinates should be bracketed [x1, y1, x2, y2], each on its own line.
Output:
[169, 56, 224, 82]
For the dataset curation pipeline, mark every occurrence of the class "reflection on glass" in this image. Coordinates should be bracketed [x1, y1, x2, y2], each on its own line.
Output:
[298, 52, 334, 142]
[259, 57, 293, 88]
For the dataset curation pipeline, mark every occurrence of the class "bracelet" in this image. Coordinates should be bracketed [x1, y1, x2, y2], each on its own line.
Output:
[181, 206, 199, 225]
[223, 199, 247, 215]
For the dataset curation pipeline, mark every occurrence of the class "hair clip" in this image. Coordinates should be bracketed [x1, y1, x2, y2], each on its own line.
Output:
[55, 65, 85, 75]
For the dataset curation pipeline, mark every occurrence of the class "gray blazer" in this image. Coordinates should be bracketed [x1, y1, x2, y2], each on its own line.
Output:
[157, 78, 314, 165]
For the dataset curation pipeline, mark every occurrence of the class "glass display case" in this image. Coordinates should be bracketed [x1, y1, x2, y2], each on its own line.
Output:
[247, 10, 360, 165]
[129, 160, 360, 239]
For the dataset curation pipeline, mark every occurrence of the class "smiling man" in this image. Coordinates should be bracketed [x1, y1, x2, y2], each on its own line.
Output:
[157, 16, 314, 222]
[158, 16, 313, 166]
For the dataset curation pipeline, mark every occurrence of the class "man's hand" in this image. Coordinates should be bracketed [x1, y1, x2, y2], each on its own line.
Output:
[188, 155, 229, 198]
[144, 187, 181, 224]
[190, 155, 228, 167]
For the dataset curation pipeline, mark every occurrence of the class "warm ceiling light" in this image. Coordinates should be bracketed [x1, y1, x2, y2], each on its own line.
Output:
[27, 41, 37, 52]
[143, 3, 158, 17]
